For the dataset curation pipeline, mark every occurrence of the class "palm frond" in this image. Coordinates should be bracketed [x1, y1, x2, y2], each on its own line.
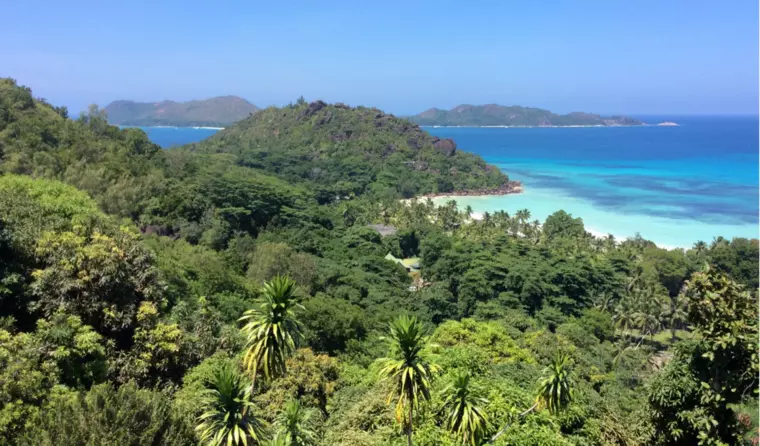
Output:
[536, 352, 574, 415]
[240, 275, 303, 382]
[196, 365, 266, 446]
[440, 371, 489, 445]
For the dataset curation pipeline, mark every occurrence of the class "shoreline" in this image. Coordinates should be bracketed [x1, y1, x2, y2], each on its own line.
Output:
[117, 125, 225, 130]
[419, 123, 678, 129]
[414, 181, 524, 200]
[424, 192, 698, 250]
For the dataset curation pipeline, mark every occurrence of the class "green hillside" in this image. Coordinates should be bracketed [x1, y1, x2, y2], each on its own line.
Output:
[104, 96, 259, 127]
[0, 78, 757, 445]
[411, 104, 642, 127]
[190, 99, 513, 200]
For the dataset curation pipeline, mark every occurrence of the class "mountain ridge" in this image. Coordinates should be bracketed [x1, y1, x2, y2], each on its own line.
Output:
[104, 95, 259, 127]
[410, 103, 643, 127]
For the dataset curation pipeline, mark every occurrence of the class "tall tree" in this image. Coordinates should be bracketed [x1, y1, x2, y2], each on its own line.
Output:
[378, 315, 439, 446]
[240, 276, 303, 383]
[660, 292, 688, 342]
[439, 372, 489, 446]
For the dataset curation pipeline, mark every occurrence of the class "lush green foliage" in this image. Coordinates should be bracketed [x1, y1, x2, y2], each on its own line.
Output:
[196, 365, 265, 446]
[439, 372, 489, 445]
[273, 399, 318, 446]
[191, 100, 509, 199]
[0, 79, 757, 445]
[22, 381, 190, 446]
[536, 352, 574, 414]
[648, 267, 758, 445]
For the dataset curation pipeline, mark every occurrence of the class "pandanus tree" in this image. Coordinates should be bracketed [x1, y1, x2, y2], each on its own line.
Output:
[196, 366, 266, 446]
[440, 371, 489, 446]
[378, 315, 439, 446]
[489, 352, 574, 443]
[240, 275, 303, 384]
[535, 352, 574, 414]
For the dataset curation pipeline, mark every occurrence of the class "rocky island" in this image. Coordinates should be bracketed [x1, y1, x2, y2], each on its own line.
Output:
[409, 104, 643, 127]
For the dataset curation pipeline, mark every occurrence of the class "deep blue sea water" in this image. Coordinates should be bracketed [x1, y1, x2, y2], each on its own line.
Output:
[137, 126, 220, 147]
[140, 116, 759, 248]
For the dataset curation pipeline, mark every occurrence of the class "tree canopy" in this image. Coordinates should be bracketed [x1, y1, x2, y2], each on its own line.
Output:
[0, 79, 757, 445]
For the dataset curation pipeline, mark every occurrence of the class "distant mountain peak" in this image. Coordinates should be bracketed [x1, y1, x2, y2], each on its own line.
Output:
[104, 96, 258, 127]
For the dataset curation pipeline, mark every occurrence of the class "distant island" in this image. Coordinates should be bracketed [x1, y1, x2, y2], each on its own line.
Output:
[409, 104, 643, 127]
[104, 96, 258, 127]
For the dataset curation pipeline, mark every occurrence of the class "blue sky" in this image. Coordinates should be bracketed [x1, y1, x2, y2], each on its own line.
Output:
[2, 0, 757, 115]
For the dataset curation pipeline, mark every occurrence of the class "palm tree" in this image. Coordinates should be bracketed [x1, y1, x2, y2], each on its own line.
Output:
[481, 211, 492, 227]
[240, 276, 303, 383]
[592, 292, 615, 313]
[605, 234, 616, 251]
[710, 236, 728, 250]
[378, 315, 439, 446]
[613, 304, 636, 337]
[660, 293, 688, 342]
[494, 210, 510, 230]
[489, 352, 574, 443]
[591, 237, 606, 253]
[525, 220, 541, 244]
[693, 240, 707, 255]
[439, 372, 489, 446]
[273, 399, 318, 446]
[515, 209, 531, 234]
[196, 366, 266, 446]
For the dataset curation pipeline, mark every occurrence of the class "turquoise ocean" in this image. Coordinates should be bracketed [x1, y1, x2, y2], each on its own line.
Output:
[140, 116, 759, 248]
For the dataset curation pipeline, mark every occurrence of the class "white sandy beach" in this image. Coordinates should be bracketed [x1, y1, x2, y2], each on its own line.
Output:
[427, 190, 756, 250]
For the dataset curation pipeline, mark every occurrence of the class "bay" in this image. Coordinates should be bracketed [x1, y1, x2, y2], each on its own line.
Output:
[140, 116, 759, 248]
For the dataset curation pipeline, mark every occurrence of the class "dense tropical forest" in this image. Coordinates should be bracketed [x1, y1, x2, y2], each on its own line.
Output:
[0, 77, 757, 446]
[409, 105, 642, 127]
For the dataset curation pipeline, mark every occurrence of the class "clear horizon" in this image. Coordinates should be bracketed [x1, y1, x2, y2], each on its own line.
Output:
[2, 0, 758, 116]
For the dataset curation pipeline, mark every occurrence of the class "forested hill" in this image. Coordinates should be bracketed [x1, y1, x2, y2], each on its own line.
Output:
[410, 104, 642, 127]
[188, 99, 513, 200]
[104, 95, 258, 127]
[1, 78, 758, 445]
